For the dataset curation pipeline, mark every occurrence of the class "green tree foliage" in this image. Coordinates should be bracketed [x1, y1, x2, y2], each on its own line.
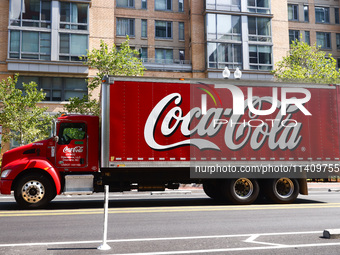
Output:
[0, 75, 53, 146]
[273, 39, 340, 84]
[64, 37, 145, 115]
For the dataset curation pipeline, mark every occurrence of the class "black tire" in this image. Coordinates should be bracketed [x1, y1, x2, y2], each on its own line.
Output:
[14, 173, 56, 209]
[265, 178, 299, 204]
[222, 178, 259, 205]
[203, 180, 223, 200]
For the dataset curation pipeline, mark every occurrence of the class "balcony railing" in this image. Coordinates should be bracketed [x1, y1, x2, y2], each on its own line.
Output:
[141, 58, 192, 71]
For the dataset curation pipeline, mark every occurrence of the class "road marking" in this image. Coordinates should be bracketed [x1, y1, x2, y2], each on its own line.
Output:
[1, 203, 340, 217]
[244, 234, 283, 246]
[0, 230, 323, 247]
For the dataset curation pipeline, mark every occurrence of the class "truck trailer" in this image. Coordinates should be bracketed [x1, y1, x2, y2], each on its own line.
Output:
[1, 76, 339, 208]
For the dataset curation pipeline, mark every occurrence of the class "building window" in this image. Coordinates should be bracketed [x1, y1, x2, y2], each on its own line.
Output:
[9, 30, 51, 60]
[139, 47, 148, 59]
[155, 21, 172, 39]
[16, 76, 87, 102]
[248, 17, 271, 42]
[142, 0, 147, 9]
[315, 7, 329, 23]
[179, 0, 184, 12]
[9, 0, 51, 28]
[206, 0, 241, 12]
[249, 45, 272, 70]
[59, 33, 88, 61]
[141, 20, 147, 38]
[206, 14, 241, 41]
[335, 8, 339, 24]
[179, 22, 184, 40]
[155, 48, 173, 63]
[316, 32, 331, 49]
[116, 18, 135, 36]
[288, 4, 298, 21]
[60, 2, 88, 30]
[207, 42, 242, 69]
[336, 34, 340, 50]
[289, 30, 299, 44]
[155, 0, 172, 11]
[116, 0, 134, 8]
[304, 5, 309, 22]
[305, 31, 310, 45]
[248, 0, 270, 14]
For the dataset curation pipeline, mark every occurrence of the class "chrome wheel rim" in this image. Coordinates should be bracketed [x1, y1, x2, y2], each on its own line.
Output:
[275, 178, 294, 198]
[21, 180, 45, 203]
[233, 178, 253, 199]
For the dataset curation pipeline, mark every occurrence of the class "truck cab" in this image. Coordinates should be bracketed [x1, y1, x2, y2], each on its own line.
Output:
[0, 114, 99, 208]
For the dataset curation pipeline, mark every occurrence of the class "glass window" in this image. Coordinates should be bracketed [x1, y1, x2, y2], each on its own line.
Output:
[336, 34, 340, 50]
[248, 17, 271, 42]
[179, 22, 184, 40]
[249, 45, 272, 70]
[60, 2, 88, 30]
[9, 30, 51, 60]
[179, 0, 184, 12]
[289, 30, 299, 44]
[305, 31, 310, 45]
[10, 0, 51, 28]
[116, 0, 134, 8]
[304, 5, 309, 22]
[139, 47, 148, 59]
[142, 0, 147, 9]
[206, 0, 241, 12]
[155, 0, 172, 11]
[206, 14, 241, 41]
[315, 7, 329, 23]
[335, 8, 339, 24]
[248, 0, 270, 14]
[288, 4, 298, 21]
[316, 32, 331, 49]
[207, 42, 242, 69]
[338, 58, 340, 69]
[58, 122, 86, 145]
[155, 21, 172, 39]
[155, 48, 173, 64]
[16, 76, 87, 102]
[141, 19, 147, 38]
[59, 33, 88, 61]
[116, 18, 135, 36]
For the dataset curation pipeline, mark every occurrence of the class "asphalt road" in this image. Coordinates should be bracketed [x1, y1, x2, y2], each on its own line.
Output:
[0, 186, 340, 255]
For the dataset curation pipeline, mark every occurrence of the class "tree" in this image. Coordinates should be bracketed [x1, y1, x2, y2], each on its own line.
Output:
[64, 37, 145, 115]
[0, 75, 53, 146]
[273, 39, 340, 84]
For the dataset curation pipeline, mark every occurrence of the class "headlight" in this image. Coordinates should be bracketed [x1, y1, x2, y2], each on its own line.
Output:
[1, 169, 11, 178]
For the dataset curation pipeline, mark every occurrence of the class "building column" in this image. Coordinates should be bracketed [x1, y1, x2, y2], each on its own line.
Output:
[51, 0, 59, 61]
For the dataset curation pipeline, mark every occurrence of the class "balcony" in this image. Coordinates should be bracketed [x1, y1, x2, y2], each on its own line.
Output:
[141, 58, 192, 72]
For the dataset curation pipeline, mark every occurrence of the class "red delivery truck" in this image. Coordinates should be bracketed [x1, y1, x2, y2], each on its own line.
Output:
[1, 76, 339, 208]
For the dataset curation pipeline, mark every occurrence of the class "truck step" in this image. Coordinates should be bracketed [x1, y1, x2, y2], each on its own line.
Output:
[63, 175, 94, 195]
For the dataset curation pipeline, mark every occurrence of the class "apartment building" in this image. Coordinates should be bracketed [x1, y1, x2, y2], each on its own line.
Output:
[287, 0, 340, 66]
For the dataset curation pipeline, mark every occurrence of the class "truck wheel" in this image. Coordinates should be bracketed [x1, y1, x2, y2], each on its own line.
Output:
[14, 173, 56, 209]
[223, 178, 259, 205]
[203, 180, 223, 200]
[265, 178, 299, 204]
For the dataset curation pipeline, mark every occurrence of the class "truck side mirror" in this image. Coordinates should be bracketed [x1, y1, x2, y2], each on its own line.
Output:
[53, 136, 59, 143]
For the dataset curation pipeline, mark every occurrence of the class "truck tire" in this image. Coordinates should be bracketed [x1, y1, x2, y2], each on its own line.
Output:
[203, 180, 223, 200]
[222, 178, 259, 205]
[265, 178, 299, 204]
[14, 173, 56, 209]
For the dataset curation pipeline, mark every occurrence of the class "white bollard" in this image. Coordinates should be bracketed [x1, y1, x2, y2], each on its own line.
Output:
[97, 185, 111, 250]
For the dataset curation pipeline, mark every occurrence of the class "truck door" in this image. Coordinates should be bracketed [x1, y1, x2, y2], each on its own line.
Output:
[55, 122, 87, 168]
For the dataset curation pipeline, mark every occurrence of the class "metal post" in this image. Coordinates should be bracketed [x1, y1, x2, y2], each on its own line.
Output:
[97, 185, 111, 250]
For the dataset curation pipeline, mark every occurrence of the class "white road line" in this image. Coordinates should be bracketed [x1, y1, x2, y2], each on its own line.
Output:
[0, 230, 322, 248]
[244, 234, 283, 246]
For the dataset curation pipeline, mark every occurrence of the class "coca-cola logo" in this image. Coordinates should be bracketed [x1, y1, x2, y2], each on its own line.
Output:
[144, 87, 311, 152]
[63, 146, 84, 154]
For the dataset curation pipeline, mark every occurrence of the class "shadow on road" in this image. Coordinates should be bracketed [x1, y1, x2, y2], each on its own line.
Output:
[0, 194, 325, 211]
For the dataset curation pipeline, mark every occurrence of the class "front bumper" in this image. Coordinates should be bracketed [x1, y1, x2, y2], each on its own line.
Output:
[0, 180, 12, 194]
